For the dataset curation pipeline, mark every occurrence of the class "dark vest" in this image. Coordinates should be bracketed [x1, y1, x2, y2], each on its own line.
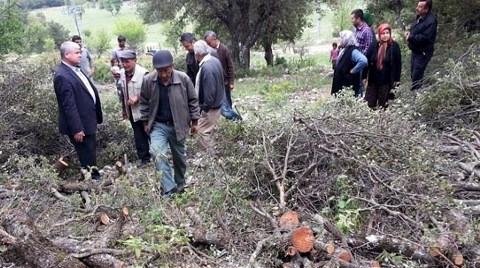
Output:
[331, 45, 361, 94]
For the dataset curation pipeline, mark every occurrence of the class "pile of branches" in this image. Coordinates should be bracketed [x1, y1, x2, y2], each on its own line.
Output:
[0, 57, 61, 163]
[411, 42, 480, 130]
[214, 93, 480, 267]
[0, 58, 137, 170]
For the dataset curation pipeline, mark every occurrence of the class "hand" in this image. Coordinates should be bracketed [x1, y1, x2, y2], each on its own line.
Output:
[128, 95, 139, 106]
[73, 131, 85, 142]
[144, 124, 150, 135]
[229, 84, 234, 91]
[190, 125, 198, 135]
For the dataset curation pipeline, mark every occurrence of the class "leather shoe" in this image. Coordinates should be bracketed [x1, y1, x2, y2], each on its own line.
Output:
[176, 183, 186, 194]
[137, 160, 150, 169]
[162, 188, 177, 199]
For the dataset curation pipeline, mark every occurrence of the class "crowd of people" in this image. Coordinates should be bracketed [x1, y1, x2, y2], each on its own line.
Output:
[53, 0, 437, 197]
[54, 30, 239, 197]
[331, 0, 437, 109]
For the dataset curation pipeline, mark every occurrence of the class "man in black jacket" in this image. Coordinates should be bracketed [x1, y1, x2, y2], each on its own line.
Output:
[405, 0, 437, 90]
[180, 33, 199, 85]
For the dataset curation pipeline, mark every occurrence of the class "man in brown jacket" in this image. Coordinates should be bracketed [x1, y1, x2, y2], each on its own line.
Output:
[140, 50, 200, 197]
[203, 31, 242, 120]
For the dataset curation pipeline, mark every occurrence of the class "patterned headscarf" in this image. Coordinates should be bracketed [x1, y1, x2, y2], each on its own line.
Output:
[337, 30, 358, 61]
[376, 23, 393, 71]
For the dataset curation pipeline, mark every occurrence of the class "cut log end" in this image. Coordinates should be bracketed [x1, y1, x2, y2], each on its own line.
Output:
[338, 249, 352, 262]
[279, 211, 299, 230]
[291, 226, 315, 253]
[53, 157, 69, 172]
[429, 247, 441, 257]
[286, 246, 297, 256]
[314, 240, 335, 255]
[115, 161, 126, 174]
[452, 252, 464, 266]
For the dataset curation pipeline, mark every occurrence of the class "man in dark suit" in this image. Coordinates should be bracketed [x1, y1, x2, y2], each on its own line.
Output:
[54, 41, 103, 179]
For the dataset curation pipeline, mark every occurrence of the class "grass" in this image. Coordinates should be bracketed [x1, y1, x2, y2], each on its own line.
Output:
[32, 2, 164, 50]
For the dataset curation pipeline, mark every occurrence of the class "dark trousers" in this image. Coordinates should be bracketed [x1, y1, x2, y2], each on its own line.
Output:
[221, 85, 242, 120]
[69, 134, 99, 176]
[410, 50, 433, 90]
[225, 85, 233, 107]
[365, 84, 390, 108]
[129, 115, 151, 162]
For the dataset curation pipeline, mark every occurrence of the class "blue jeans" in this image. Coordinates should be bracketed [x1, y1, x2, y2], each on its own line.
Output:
[149, 122, 186, 194]
[221, 85, 242, 120]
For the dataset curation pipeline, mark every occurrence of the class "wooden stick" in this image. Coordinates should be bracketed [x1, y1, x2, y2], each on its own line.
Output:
[314, 240, 335, 255]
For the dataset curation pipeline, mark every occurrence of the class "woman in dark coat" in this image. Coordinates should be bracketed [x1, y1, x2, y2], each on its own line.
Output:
[331, 30, 367, 97]
[364, 23, 402, 108]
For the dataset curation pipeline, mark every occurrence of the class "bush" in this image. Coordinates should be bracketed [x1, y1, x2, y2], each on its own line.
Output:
[0, 57, 136, 169]
[94, 60, 115, 84]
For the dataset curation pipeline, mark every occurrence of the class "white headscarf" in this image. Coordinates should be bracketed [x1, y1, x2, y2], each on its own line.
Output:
[337, 30, 359, 61]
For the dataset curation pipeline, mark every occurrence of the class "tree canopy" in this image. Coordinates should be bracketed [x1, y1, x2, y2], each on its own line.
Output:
[137, 0, 317, 69]
[0, 4, 26, 55]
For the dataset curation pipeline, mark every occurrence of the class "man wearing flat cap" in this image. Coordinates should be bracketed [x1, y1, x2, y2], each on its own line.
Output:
[117, 49, 151, 167]
[140, 50, 200, 197]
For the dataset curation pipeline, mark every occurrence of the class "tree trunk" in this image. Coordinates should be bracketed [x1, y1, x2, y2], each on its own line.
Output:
[240, 45, 251, 70]
[263, 40, 274, 66]
[229, 34, 241, 68]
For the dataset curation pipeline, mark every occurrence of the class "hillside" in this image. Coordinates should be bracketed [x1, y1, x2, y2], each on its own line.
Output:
[2, 1, 480, 267]
[33, 2, 165, 49]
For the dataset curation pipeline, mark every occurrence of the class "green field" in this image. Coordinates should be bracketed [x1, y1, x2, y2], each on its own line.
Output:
[33, 2, 339, 52]
[33, 2, 165, 50]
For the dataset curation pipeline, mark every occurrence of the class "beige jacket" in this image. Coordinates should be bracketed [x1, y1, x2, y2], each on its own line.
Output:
[140, 70, 200, 141]
[116, 64, 148, 122]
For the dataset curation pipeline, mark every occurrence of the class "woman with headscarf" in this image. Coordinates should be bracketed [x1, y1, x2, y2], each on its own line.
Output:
[364, 23, 402, 108]
[331, 30, 368, 97]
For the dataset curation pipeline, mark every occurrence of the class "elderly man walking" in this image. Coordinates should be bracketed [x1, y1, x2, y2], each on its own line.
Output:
[203, 31, 242, 121]
[116, 50, 151, 167]
[140, 50, 200, 197]
[191, 40, 225, 151]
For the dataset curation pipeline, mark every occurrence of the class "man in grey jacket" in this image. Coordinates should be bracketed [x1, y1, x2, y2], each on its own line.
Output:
[191, 40, 225, 151]
[140, 50, 200, 197]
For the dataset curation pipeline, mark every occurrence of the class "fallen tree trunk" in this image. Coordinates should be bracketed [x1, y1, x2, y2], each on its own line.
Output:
[185, 207, 229, 249]
[0, 209, 87, 268]
[1, 208, 128, 268]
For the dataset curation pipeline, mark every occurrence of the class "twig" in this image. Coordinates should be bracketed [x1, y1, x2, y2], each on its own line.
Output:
[70, 248, 126, 258]
[81, 191, 92, 211]
[52, 212, 96, 227]
[51, 187, 71, 203]
[0, 227, 17, 245]
[356, 197, 422, 229]
[246, 237, 268, 268]
[250, 202, 280, 236]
